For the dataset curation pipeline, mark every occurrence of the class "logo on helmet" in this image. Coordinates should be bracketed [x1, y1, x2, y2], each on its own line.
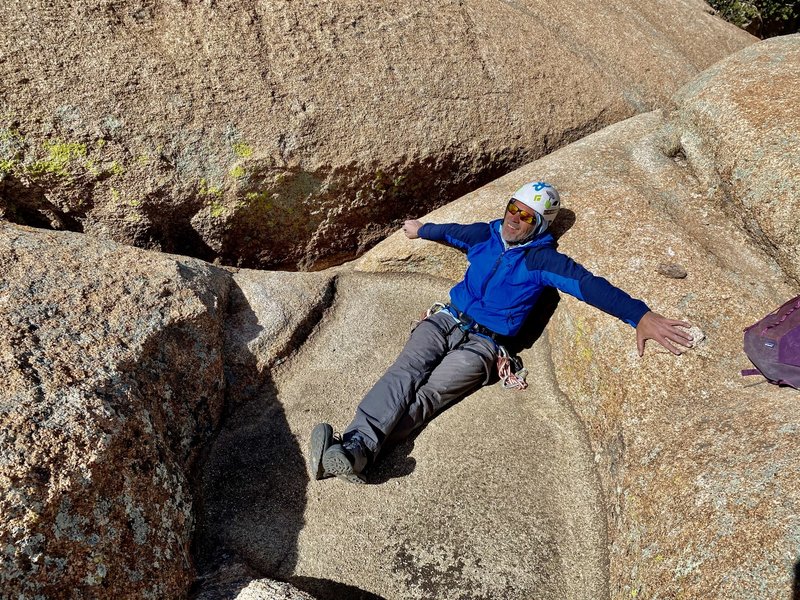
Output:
[510, 181, 561, 226]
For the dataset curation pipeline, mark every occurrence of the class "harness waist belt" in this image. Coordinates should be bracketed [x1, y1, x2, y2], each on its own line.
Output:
[445, 305, 501, 340]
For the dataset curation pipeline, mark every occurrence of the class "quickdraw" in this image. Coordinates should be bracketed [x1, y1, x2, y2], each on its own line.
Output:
[496, 346, 528, 391]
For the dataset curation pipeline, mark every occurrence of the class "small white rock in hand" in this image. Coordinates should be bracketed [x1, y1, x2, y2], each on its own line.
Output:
[636, 311, 694, 356]
[402, 219, 423, 239]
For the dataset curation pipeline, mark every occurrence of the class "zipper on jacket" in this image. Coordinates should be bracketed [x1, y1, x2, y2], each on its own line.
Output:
[465, 245, 514, 315]
[465, 224, 532, 315]
[481, 252, 505, 297]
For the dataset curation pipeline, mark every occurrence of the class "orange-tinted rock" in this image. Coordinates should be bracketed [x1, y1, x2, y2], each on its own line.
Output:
[0, 223, 230, 598]
[358, 36, 800, 598]
[0, 1, 753, 270]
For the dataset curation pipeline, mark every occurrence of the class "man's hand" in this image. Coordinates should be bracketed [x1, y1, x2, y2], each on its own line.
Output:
[636, 311, 693, 356]
[402, 219, 423, 239]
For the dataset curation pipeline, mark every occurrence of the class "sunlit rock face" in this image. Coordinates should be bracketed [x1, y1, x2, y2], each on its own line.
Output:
[0, 0, 753, 270]
[670, 34, 800, 284]
[0, 217, 344, 598]
[0, 224, 231, 598]
[1, 12, 794, 600]
[357, 36, 800, 599]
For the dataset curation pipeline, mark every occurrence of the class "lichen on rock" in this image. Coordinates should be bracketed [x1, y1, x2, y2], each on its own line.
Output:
[0, 0, 755, 270]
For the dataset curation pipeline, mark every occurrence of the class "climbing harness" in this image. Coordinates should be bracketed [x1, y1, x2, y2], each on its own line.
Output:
[416, 302, 529, 391]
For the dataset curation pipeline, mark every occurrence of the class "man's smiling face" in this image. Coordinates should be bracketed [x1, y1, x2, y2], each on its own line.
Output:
[501, 199, 539, 243]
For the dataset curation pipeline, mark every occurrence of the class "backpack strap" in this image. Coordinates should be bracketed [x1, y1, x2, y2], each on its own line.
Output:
[741, 368, 762, 377]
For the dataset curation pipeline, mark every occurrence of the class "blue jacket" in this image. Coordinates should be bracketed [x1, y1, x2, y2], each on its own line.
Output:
[419, 219, 650, 337]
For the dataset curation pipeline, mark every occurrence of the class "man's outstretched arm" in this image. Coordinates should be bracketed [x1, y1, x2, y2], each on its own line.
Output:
[532, 249, 694, 358]
[401, 219, 491, 250]
[636, 311, 693, 356]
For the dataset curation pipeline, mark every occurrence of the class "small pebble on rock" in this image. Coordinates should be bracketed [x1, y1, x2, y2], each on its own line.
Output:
[656, 263, 687, 279]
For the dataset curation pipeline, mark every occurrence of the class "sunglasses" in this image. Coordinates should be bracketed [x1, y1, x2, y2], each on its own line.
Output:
[506, 200, 539, 225]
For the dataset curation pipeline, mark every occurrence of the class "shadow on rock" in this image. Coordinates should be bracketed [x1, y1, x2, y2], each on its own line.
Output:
[550, 207, 576, 241]
[289, 576, 388, 600]
[191, 373, 308, 583]
[191, 280, 310, 594]
[367, 438, 417, 484]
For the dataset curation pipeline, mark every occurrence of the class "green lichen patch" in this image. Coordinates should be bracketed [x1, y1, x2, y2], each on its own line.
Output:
[197, 178, 229, 217]
[199, 178, 223, 199]
[0, 158, 16, 174]
[209, 201, 226, 218]
[232, 142, 253, 159]
[244, 189, 272, 208]
[229, 165, 246, 179]
[27, 140, 88, 177]
[85, 159, 101, 177]
[7, 134, 135, 184]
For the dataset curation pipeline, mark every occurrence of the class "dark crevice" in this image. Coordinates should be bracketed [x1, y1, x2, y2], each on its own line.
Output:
[1, 145, 546, 273]
[188, 268, 341, 598]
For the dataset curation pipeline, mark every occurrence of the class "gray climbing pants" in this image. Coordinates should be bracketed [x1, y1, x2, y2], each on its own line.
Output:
[343, 310, 498, 457]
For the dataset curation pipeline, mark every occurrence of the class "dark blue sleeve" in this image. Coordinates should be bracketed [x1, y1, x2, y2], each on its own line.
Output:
[418, 222, 492, 252]
[527, 248, 650, 327]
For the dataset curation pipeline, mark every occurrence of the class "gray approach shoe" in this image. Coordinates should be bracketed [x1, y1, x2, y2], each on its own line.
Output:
[322, 437, 369, 484]
[309, 423, 335, 480]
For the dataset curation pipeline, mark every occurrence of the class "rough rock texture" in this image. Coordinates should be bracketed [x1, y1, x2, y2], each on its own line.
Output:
[669, 34, 800, 284]
[0, 0, 753, 270]
[192, 559, 316, 600]
[2, 20, 795, 600]
[224, 268, 335, 404]
[0, 223, 231, 598]
[356, 37, 800, 598]
[0, 223, 338, 598]
[195, 271, 608, 600]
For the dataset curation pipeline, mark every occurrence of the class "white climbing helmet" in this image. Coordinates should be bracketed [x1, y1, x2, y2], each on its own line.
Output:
[510, 181, 561, 225]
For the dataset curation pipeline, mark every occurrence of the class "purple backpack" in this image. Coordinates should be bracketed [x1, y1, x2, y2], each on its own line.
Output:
[742, 295, 800, 389]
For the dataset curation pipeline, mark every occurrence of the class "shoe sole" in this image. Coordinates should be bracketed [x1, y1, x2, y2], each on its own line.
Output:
[309, 423, 334, 480]
[322, 445, 366, 484]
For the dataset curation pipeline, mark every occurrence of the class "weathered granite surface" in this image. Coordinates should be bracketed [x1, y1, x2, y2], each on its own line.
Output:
[0, 223, 230, 597]
[224, 268, 335, 404]
[2, 24, 797, 600]
[356, 36, 800, 598]
[0, 225, 325, 599]
[194, 272, 608, 600]
[0, 0, 753, 270]
[670, 34, 800, 284]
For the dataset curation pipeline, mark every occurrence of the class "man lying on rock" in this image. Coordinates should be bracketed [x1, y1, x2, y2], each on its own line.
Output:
[309, 181, 693, 484]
